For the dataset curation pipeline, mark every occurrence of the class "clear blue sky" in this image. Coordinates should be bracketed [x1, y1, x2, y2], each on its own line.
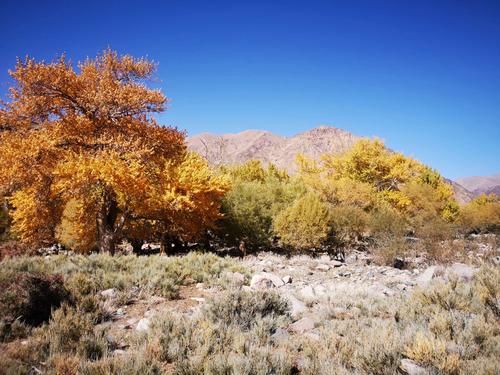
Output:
[1, 0, 499, 180]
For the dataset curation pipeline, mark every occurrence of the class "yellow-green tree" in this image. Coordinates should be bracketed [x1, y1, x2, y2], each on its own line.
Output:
[298, 139, 458, 224]
[273, 192, 332, 250]
[459, 194, 500, 233]
[0, 50, 228, 254]
[219, 160, 306, 247]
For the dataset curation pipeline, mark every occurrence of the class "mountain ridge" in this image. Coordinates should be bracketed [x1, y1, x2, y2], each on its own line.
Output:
[187, 126, 481, 204]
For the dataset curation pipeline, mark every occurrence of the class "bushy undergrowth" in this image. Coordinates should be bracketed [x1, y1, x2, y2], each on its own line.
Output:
[0, 253, 498, 374]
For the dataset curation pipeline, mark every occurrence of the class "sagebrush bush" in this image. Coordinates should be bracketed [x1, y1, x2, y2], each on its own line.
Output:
[0, 271, 70, 330]
[204, 290, 290, 330]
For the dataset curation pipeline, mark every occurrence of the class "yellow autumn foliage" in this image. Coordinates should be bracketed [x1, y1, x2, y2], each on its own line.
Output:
[0, 50, 228, 253]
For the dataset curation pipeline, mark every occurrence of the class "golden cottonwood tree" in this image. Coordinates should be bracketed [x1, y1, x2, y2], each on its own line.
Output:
[298, 139, 458, 221]
[0, 50, 228, 254]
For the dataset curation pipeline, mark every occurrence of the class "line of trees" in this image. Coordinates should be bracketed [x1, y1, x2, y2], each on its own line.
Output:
[1, 51, 498, 256]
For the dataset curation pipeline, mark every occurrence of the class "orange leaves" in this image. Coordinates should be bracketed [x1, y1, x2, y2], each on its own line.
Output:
[0, 50, 227, 251]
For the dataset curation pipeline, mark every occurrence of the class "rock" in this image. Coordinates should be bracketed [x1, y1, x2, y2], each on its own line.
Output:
[144, 309, 156, 318]
[288, 317, 315, 333]
[282, 275, 293, 284]
[271, 327, 289, 340]
[113, 349, 126, 355]
[150, 296, 166, 304]
[417, 266, 439, 285]
[449, 263, 475, 282]
[298, 285, 317, 300]
[304, 331, 321, 341]
[250, 272, 285, 289]
[100, 288, 117, 299]
[400, 359, 426, 375]
[288, 295, 306, 318]
[190, 297, 205, 303]
[393, 257, 407, 269]
[136, 318, 150, 332]
[319, 254, 331, 262]
[316, 264, 330, 271]
[115, 308, 124, 317]
[331, 260, 343, 267]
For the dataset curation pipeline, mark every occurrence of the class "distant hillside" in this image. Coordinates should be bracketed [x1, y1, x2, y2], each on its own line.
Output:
[187, 126, 361, 173]
[187, 126, 475, 203]
[457, 173, 500, 197]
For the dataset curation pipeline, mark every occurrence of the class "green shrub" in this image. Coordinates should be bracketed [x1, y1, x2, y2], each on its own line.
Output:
[219, 161, 306, 247]
[204, 290, 290, 330]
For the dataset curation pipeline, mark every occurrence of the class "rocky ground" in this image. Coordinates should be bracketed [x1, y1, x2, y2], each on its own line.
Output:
[99, 250, 486, 357]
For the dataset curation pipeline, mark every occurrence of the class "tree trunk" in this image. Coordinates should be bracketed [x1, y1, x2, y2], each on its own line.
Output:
[96, 191, 125, 255]
[130, 238, 143, 254]
[160, 234, 170, 256]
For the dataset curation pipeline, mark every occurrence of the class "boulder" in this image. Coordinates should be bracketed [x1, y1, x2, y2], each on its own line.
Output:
[250, 272, 285, 289]
[417, 266, 439, 285]
[100, 288, 118, 299]
[288, 317, 315, 333]
[316, 264, 331, 271]
[136, 317, 150, 332]
[331, 260, 343, 267]
[282, 275, 293, 284]
[288, 295, 306, 318]
[449, 263, 475, 282]
[400, 359, 427, 375]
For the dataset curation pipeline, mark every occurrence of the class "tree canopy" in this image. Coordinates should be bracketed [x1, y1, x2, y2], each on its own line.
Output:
[0, 50, 228, 253]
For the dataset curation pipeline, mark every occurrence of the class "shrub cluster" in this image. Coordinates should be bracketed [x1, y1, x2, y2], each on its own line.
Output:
[218, 140, 495, 264]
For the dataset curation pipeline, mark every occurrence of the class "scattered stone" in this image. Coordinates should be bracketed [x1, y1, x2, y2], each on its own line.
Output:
[319, 254, 331, 262]
[316, 264, 330, 271]
[113, 349, 126, 355]
[417, 266, 438, 285]
[100, 288, 117, 299]
[331, 260, 343, 267]
[288, 317, 315, 333]
[449, 263, 475, 282]
[250, 272, 285, 289]
[393, 257, 407, 270]
[304, 331, 321, 341]
[115, 308, 124, 317]
[339, 271, 351, 277]
[190, 297, 205, 303]
[282, 275, 293, 284]
[400, 359, 427, 375]
[271, 327, 289, 340]
[136, 317, 150, 332]
[150, 296, 166, 304]
[288, 295, 306, 318]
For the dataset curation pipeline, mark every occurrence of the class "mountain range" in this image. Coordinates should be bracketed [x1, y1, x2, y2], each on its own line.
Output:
[187, 126, 498, 204]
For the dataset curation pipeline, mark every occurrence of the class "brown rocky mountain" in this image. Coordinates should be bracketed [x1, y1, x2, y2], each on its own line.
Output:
[457, 173, 500, 197]
[187, 126, 361, 173]
[187, 126, 475, 203]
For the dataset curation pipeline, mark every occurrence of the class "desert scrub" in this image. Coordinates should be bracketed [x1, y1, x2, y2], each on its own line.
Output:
[144, 289, 294, 374]
[0, 252, 247, 300]
[0, 271, 70, 341]
[397, 265, 500, 374]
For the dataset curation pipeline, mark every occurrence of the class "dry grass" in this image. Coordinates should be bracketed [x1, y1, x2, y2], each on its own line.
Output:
[0, 253, 498, 374]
